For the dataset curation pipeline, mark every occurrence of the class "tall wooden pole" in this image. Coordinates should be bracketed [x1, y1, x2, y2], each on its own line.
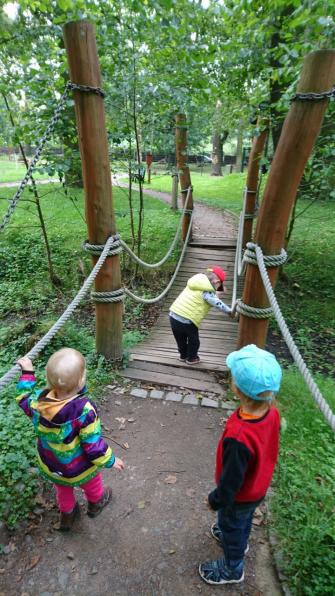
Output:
[175, 113, 193, 241]
[63, 20, 123, 360]
[242, 119, 269, 248]
[238, 50, 335, 348]
[171, 172, 178, 211]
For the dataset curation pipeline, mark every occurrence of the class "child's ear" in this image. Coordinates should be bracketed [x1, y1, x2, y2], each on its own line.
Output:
[80, 370, 87, 387]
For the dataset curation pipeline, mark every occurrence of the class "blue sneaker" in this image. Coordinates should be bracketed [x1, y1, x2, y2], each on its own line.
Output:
[210, 522, 249, 554]
[199, 558, 244, 585]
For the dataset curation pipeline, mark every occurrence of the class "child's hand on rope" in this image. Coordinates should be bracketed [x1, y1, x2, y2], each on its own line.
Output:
[113, 457, 125, 471]
[17, 357, 34, 372]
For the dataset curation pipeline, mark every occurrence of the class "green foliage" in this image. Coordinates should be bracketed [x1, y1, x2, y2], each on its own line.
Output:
[272, 369, 335, 595]
[0, 389, 38, 528]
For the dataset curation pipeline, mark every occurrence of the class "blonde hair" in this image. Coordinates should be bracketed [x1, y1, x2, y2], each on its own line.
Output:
[46, 348, 86, 394]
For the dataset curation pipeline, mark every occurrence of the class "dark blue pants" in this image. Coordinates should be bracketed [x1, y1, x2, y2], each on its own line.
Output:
[218, 501, 259, 568]
[169, 316, 200, 360]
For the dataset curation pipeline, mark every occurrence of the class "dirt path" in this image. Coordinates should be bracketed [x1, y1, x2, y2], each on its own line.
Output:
[113, 178, 238, 240]
[0, 392, 281, 596]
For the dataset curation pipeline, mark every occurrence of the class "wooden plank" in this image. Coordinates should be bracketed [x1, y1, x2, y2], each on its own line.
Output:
[121, 368, 224, 394]
[130, 353, 229, 372]
[126, 360, 220, 381]
[190, 239, 236, 247]
[130, 347, 234, 363]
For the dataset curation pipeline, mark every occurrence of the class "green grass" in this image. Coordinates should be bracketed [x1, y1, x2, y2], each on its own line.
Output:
[273, 369, 335, 596]
[0, 155, 49, 183]
[146, 171, 248, 213]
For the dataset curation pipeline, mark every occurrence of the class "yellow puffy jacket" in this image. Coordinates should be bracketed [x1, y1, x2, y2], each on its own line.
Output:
[170, 273, 215, 328]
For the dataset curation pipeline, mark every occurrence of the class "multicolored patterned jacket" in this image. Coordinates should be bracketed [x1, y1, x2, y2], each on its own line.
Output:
[16, 373, 115, 486]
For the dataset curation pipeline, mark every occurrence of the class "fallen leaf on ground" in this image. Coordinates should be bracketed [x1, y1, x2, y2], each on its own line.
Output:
[164, 475, 177, 484]
[35, 495, 47, 507]
[169, 549, 176, 554]
[252, 517, 263, 526]
[116, 417, 126, 424]
[138, 501, 146, 509]
[123, 442, 129, 449]
[186, 488, 196, 497]
[26, 555, 40, 571]
[115, 400, 122, 406]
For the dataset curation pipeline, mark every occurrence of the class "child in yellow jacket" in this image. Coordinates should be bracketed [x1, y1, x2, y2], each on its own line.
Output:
[169, 266, 233, 364]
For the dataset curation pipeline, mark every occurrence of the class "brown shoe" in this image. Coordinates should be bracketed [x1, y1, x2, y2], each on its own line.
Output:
[56, 502, 80, 532]
[87, 488, 112, 518]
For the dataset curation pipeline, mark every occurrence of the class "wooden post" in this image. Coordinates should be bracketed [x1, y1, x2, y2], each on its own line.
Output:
[238, 50, 335, 348]
[175, 113, 193, 241]
[242, 119, 269, 248]
[171, 172, 178, 211]
[63, 20, 123, 360]
[146, 152, 153, 184]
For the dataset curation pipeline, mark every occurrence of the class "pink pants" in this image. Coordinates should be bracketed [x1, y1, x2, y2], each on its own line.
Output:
[54, 473, 104, 513]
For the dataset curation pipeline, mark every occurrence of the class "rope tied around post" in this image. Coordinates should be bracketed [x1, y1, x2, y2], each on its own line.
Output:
[83, 235, 123, 256]
[236, 301, 273, 319]
[244, 242, 287, 268]
[91, 289, 125, 303]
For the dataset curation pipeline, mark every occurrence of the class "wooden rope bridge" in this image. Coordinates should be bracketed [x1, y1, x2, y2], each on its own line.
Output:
[121, 234, 241, 395]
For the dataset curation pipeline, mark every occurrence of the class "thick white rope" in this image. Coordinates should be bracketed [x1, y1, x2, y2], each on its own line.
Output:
[119, 186, 192, 268]
[124, 211, 194, 304]
[255, 244, 335, 433]
[0, 236, 115, 392]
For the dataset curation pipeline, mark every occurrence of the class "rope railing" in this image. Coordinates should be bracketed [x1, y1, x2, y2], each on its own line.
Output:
[119, 186, 192, 269]
[254, 244, 335, 433]
[0, 236, 115, 393]
[83, 187, 192, 271]
[123, 210, 194, 304]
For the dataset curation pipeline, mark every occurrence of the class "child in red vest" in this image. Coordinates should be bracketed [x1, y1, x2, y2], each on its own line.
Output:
[199, 344, 282, 585]
[169, 266, 233, 365]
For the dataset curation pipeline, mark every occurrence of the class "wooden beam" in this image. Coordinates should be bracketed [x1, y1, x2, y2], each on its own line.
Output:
[175, 113, 193, 241]
[63, 20, 123, 360]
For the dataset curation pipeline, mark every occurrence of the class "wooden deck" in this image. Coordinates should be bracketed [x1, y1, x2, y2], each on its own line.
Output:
[122, 236, 240, 393]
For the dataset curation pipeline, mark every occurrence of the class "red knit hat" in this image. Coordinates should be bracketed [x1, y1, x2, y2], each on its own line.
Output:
[207, 266, 226, 282]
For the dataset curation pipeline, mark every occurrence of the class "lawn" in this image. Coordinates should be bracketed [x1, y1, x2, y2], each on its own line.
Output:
[0, 155, 50, 183]
[146, 170, 248, 213]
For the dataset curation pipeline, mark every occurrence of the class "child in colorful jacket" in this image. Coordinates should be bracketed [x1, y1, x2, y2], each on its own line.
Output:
[169, 266, 233, 364]
[199, 344, 282, 585]
[16, 348, 124, 531]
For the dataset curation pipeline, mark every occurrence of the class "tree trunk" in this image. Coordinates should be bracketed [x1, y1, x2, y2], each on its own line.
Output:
[235, 122, 244, 172]
[211, 131, 223, 176]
